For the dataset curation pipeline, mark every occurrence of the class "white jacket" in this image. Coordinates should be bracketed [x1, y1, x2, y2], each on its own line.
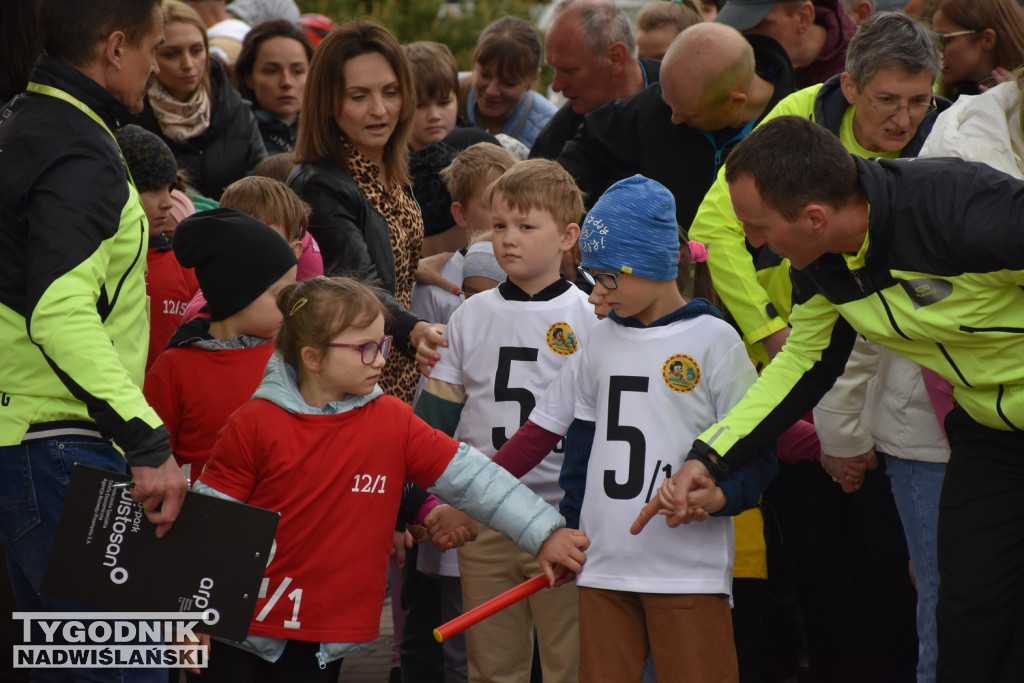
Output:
[920, 80, 1024, 178]
[814, 337, 949, 463]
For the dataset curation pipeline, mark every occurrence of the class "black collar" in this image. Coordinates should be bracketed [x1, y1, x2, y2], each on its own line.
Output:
[498, 277, 572, 302]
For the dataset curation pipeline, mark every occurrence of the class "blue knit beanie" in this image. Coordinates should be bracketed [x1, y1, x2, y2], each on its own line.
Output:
[580, 175, 679, 281]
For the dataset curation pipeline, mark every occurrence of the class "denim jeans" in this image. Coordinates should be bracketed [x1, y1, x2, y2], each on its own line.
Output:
[0, 436, 165, 683]
[886, 455, 944, 683]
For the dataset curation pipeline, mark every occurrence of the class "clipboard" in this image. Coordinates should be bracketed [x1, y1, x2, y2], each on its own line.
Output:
[42, 464, 278, 642]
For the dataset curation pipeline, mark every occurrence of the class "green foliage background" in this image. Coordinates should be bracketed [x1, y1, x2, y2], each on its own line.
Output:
[296, 0, 547, 73]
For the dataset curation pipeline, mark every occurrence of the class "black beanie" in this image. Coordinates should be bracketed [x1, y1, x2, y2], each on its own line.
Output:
[114, 124, 178, 192]
[173, 208, 298, 322]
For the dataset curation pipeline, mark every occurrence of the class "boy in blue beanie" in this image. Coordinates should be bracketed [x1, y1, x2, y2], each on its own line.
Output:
[489, 174, 778, 681]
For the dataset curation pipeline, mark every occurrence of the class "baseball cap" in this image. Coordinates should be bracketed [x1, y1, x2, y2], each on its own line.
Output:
[715, 0, 779, 30]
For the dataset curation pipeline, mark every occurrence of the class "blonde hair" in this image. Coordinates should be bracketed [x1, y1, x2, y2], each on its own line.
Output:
[294, 20, 416, 187]
[441, 143, 518, 206]
[484, 158, 585, 228]
[275, 276, 389, 373]
[404, 41, 458, 102]
[220, 176, 311, 243]
[637, 1, 703, 34]
[159, 1, 211, 96]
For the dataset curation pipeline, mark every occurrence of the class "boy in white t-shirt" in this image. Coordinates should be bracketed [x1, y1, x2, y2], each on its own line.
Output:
[494, 175, 778, 681]
[415, 159, 596, 683]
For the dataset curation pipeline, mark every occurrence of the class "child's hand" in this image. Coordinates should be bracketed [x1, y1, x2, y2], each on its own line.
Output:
[537, 527, 589, 586]
[407, 524, 429, 546]
[424, 504, 479, 551]
[391, 529, 414, 568]
[631, 460, 713, 534]
[685, 473, 726, 516]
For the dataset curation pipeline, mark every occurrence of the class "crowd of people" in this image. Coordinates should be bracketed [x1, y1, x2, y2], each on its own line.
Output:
[3, 0, 1024, 682]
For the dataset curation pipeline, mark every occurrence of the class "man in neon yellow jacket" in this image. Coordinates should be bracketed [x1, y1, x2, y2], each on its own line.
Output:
[0, 0, 188, 653]
[641, 115, 1024, 683]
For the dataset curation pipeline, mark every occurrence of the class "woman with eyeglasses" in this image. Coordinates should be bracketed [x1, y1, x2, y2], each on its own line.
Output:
[690, 12, 950, 682]
[932, 0, 1024, 100]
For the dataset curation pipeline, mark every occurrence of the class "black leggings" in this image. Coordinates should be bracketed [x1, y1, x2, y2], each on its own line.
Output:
[187, 639, 343, 683]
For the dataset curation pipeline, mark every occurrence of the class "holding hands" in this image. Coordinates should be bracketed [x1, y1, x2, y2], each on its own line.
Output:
[821, 448, 877, 493]
[424, 504, 479, 551]
[630, 459, 727, 534]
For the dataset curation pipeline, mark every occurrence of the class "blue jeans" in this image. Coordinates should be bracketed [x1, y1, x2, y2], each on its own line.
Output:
[886, 455, 945, 683]
[0, 436, 164, 682]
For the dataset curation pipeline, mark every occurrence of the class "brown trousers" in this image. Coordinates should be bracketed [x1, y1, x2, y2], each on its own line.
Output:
[578, 587, 738, 683]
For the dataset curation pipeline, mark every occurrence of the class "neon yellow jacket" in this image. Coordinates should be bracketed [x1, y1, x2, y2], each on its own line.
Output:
[693, 156, 1024, 472]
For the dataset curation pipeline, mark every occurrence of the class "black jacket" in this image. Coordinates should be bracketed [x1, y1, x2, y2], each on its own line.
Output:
[137, 60, 266, 199]
[558, 35, 794, 228]
[530, 57, 662, 161]
[287, 160, 422, 355]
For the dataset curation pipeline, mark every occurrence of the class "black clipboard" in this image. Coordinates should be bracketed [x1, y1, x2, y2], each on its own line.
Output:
[42, 464, 278, 642]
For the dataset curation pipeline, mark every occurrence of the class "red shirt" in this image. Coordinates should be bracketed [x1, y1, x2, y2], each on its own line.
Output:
[200, 396, 457, 641]
[146, 246, 199, 371]
[144, 343, 274, 473]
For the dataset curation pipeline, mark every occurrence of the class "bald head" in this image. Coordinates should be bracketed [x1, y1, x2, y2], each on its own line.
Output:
[660, 23, 756, 130]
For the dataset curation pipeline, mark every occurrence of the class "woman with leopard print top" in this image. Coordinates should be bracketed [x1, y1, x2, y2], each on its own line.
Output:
[289, 20, 446, 403]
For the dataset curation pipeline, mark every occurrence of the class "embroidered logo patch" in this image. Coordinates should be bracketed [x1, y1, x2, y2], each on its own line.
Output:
[899, 278, 953, 308]
[546, 322, 578, 356]
[662, 354, 700, 393]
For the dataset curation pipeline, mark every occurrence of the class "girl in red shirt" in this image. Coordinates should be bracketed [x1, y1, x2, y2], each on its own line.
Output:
[194, 276, 588, 682]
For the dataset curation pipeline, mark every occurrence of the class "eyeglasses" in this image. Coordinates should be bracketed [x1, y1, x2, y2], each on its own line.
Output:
[937, 29, 978, 49]
[578, 266, 623, 290]
[864, 93, 937, 120]
[327, 336, 393, 365]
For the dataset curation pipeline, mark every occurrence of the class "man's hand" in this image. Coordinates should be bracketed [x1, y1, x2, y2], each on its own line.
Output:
[821, 449, 877, 493]
[424, 504, 479, 551]
[537, 528, 589, 586]
[761, 327, 791, 361]
[410, 321, 448, 377]
[631, 459, 712, 533]
[129, 457, 187, 538]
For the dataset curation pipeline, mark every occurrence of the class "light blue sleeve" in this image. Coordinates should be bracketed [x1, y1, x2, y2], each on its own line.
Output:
[429, 443, 565, 555]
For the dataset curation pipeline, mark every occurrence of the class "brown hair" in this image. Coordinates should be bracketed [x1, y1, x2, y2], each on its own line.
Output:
[484, 158, 585, 228]
[724, 116, 862, 221]
[473, 16, 544, 85]
[637, 2, 703, 35]
[276, 276, 389, 373]
[403, 41, 459, 102]
[235, 19, 314, 105]
[936, 0, 1024, 89]
[39, 0, 159, 68]
[252, 151, 296, 183]
[159, 1, 212, 96]
[676, 238, 715, 302]
[442, 142, 517, 206]
[220, 176, 310, 243]
[294, 20, 416, 187]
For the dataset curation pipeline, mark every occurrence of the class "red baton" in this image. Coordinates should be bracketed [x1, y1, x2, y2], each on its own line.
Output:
[433, 574, 550, 642]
